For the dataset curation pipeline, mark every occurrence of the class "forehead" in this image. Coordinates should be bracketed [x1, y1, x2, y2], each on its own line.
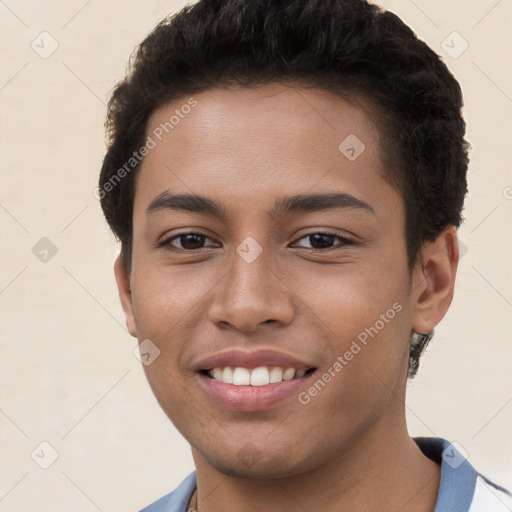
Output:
[134, 83, 395, 216]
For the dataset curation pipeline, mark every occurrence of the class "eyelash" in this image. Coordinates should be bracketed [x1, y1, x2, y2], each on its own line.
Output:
[156, 231, 359, 253]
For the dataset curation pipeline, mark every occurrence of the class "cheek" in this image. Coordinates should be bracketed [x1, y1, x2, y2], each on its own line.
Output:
[291, 252, 408, 337]
[141, 359, 209, 443]
[130, 260, 219, 335]
[289, 269, 410, 440]
[287, 254, 410, 392]
[128, 263, 223, 407]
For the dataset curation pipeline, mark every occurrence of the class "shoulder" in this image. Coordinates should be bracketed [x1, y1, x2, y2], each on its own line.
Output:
[413, 436, 512, 512]
[139, 471, 197, 512]
[468, 474, 512, 512]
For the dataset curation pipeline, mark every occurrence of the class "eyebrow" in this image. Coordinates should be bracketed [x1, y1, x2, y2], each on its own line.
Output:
[146, 190, 375, 218]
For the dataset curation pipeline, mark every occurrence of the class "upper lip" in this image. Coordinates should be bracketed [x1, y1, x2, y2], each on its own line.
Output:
[193, 348, 316, 372]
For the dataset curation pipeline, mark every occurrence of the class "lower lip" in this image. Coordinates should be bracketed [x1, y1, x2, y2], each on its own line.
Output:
[197, 373, 314, 411]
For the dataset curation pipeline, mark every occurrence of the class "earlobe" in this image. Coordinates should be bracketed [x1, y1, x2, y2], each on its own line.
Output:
[113, 253, 138, 338]
[411, 226, 459, 334]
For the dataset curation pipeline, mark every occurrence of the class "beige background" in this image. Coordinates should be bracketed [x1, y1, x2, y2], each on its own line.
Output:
[0, 0, 511, 510]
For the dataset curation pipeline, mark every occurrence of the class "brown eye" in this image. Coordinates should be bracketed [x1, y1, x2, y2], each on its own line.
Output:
[158, 232, 214, 251]
[293, 232, 358, 251]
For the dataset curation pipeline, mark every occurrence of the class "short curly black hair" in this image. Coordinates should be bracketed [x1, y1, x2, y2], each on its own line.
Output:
[98, 0, 470, 377]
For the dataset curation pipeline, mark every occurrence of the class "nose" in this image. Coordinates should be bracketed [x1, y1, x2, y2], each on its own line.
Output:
[208, 247, 295, 333]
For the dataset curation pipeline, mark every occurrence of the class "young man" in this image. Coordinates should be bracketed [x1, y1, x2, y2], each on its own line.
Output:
[98, 0, 511, 510]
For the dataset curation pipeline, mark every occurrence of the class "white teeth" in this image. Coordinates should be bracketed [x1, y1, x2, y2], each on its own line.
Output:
[222, 367, 233, 384]
[208, 366, 310, 385]
[250, 367, 270, 386]
[282, 368, 296, 381]
[269, 367, 283, 383]
[232, 367, 251, 385]
[212, 368, 223, 381]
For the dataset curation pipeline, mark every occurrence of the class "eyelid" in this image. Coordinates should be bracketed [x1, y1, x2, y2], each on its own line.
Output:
[156, 230, 215, 250]
[156, 229, 360, 252]
[290, 231, 360, 250]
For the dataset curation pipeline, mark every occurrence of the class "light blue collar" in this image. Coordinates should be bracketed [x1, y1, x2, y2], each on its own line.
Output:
[414, 437, 477, 512]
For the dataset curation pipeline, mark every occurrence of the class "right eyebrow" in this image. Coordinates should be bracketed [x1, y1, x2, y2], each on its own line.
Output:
[146, 191, 226, 217]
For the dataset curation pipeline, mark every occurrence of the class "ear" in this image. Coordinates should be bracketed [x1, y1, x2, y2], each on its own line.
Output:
[113, 252, 138, 338]
[411, 226, 460, 334]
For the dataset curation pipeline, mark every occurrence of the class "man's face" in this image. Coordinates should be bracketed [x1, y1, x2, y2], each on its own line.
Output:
[123, 84, 418, 477]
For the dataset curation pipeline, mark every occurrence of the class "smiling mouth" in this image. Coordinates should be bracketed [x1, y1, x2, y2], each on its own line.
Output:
[200, 366, 317, 386]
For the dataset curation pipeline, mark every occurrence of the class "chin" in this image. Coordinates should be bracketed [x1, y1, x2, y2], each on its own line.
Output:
[202, 445, 314, 480]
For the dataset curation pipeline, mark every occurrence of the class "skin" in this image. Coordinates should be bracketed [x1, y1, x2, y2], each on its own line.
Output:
[114, 83, 459, 512]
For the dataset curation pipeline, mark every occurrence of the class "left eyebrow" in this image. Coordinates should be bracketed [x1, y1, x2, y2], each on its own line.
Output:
[146, 190, 375, 218]
[269, 192, 375, 217]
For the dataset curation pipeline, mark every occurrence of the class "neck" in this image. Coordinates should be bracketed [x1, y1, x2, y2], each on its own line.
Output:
[190, 418, 440, 512]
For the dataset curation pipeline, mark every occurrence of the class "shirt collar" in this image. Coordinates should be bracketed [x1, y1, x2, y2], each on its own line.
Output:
[414, 436, 478, 512]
